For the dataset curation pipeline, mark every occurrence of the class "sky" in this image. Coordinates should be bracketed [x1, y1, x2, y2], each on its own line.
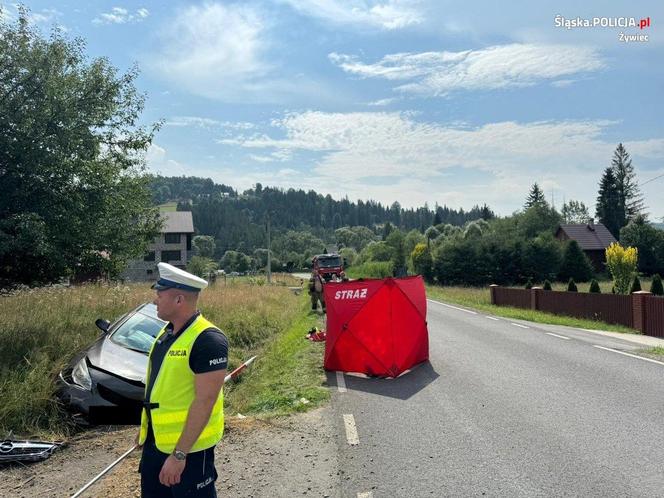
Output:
[4, 1, 664, 218]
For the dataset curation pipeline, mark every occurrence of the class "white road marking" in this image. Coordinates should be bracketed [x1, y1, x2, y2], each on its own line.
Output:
[485, 316, 500, 321]
[357, 493, 374, 498]
[343, 414, 360, 445]
[511, 323, 529, 329]
[593, 345, 664, 366]
[336, 371, 347, 393]
[427, 299, 477, 315]
[546, 332, 570, 340]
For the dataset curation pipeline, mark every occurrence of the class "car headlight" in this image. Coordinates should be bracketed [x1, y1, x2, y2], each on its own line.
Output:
[71, 358, 92, 391]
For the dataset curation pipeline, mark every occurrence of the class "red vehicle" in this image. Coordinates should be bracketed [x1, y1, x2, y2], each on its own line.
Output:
[312, 253, 345, 282]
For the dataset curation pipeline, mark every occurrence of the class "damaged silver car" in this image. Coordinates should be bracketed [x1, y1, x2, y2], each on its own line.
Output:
[57, 303, 165, 425]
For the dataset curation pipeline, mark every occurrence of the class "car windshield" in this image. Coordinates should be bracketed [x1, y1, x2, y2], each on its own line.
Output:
[111, 310, 165, 353]
[318, 257, 341, 268]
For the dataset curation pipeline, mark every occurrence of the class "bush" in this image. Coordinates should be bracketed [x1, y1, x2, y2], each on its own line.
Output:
[589, 279, 601, 293]
[543, 280, 552, 290]
[567, 278, 577, 292]
[651, 274, 664, 296]
[524, 278, 533, 289]
[346, 261, 393, 279]
[411, 243, 434, 283]
[605, 243, 638, 294]
[630, 275, 642, 293]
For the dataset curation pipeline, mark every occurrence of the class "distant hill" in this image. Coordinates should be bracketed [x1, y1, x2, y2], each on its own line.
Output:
[148, 175, 494, 255]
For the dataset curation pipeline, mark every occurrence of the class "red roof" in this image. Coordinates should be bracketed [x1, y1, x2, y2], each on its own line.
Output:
[556, 223, 616, 250]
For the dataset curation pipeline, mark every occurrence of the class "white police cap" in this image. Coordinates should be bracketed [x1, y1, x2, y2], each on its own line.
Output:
[152, 262, 208, 292]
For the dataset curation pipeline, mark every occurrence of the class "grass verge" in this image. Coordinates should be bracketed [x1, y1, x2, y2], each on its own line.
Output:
[425, 285, 639, 334]
[224, 294, 329, 416]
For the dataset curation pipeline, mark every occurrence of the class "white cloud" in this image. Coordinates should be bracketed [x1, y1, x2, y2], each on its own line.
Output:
[166, 116, 221, 128]
[0, 6, 63, 26]
[367, 98, 397, 106]
[150, 4, 271, 101]
[220, 111, 664, 213]
[279, 0, 423, 30]
[165, 116, 258, 132]
[93, 7, 150, 25]
[330, 44, 605, 96]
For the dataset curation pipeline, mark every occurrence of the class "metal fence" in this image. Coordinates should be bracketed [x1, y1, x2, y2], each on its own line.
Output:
[490, 286, 664, 338]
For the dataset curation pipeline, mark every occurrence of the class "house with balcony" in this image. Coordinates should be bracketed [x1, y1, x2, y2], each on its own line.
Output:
[122, 210, 194, 281]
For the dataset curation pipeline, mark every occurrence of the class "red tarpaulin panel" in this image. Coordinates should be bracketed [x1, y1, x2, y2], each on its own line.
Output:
[323, 276, 429, 377]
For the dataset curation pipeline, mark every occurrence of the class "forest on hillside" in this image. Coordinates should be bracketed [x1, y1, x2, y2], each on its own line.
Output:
[148, 176, 494, 256]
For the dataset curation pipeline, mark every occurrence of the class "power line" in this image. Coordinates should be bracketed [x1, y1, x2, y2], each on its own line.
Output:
[640, 171, 664, 187]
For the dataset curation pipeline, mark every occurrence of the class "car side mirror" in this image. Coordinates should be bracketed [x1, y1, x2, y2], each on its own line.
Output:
[95, 318, 111, 334]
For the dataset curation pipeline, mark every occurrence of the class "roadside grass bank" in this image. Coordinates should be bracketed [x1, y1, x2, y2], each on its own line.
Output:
[425, 285, 639, 334]
[0, 275, 324, 438]
[224, 294, 329, 417]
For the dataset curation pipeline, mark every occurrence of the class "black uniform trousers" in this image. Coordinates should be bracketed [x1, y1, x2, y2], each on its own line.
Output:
[139, 427, 218, 498]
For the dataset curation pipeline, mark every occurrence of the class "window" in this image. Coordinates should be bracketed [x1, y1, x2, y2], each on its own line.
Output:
[164, 233, 181, 244]
[161, 250, 181, 262]
[144, 251, 155, 262]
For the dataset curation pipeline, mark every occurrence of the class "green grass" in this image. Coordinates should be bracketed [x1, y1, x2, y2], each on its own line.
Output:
[425, 285, 639, 334]
[224, 294, 329, 416]
[0, 277, 320, 437]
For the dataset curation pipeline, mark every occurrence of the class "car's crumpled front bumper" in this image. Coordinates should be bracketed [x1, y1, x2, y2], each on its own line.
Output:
[57, 365, 145, 425]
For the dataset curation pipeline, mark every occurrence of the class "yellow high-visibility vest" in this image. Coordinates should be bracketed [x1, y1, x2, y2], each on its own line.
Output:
[139, 314, 224, 453]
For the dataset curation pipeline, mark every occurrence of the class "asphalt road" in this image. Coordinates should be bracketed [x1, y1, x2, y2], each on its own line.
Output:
[328, 299, 664, 498]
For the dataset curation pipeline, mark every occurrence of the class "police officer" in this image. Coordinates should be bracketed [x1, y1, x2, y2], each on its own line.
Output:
[137, 262, 228, 497]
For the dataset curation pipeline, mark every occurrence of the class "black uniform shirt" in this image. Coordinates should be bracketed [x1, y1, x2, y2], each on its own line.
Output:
[144, 311, 228, 445]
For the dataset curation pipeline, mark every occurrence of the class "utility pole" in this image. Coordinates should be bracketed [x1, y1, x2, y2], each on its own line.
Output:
[266, 212, 272, 284]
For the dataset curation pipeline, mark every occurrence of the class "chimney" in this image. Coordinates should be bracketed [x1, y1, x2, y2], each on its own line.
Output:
[587, 218, 595, 231]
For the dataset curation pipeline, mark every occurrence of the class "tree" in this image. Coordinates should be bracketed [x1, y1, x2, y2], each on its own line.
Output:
[517, 205, 562, 239]
[558, 240, 594, 282]
[334, 226, 378, 252]
[561, 200, 590, 224]
[595, 167, 622, 238]
[543, 280, 552, 290]
[382, 222, 394, 240]
[187, 256, 218, 279]
[619, 214, 664, 275]
[525, 277, 533, 289]
[629, 275, 642, 294]
[650, 274, 664, 296]
[192, 235, 216, 258]
[339, 247, 357, 267]
[605, 242, 638, 294]
[424, 226, 440, 249]
[612, 143, 644, 224]
[411, 243, 433, 282]
[524, 183, 547, 209]
[385, 229, 406, 275]
[589, 279, 601, 293]
[0, 11, 160, 286]
[520, 235, 562, 282]
[358, 241, 393, 263]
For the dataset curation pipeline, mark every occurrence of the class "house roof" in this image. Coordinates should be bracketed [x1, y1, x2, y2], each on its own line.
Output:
[556, 223, 616, 250]
[161, 211, 194, 234]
